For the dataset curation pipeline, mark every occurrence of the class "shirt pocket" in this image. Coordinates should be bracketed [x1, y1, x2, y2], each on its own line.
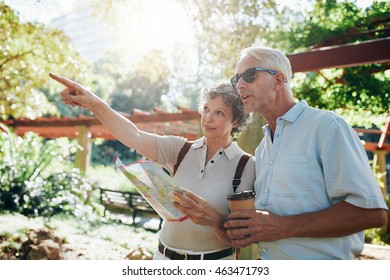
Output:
[272, 154, 311, 198]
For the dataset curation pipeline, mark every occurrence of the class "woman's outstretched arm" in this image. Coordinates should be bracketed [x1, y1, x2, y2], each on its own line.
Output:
[49, 73, 158, 160]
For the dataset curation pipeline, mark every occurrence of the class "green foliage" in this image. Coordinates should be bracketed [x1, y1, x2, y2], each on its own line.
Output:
[91, 140, 141, 166]
[365, 197, 390, 246]
[182, 0, 389, 116]
[270, 1, 390, 52]
[87, 165, 138, 193]
[273, 0, 390, 115]
[184, 0, 279, 79]
[0, 2, 91, 120]
[0, 124, 98, 218]
[292, 64, 390, 115]
[94, 50, 170, 113]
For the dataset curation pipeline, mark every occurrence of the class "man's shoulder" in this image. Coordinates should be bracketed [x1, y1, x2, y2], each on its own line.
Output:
[304, 106, 343, 124]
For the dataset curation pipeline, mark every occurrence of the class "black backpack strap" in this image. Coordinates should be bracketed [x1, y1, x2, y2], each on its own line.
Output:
[232, 153, 252, 192]
[173, 141, 193, 176]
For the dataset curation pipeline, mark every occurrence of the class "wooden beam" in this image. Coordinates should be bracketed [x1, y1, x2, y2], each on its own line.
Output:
[357, 114, 390, 152]
[354, 128, 383, 135]
[378, 116, 390, 149]
[288, 38, 390, 73]
[363, 142, 390, 152]
[3, 111, 201, 127]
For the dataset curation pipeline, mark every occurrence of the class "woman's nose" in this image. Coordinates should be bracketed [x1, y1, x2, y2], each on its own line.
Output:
[204, 112, 214, 122]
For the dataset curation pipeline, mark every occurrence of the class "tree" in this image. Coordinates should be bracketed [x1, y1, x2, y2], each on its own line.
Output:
[182, 0, 389, 126]
[269, 0, 390, 119]
[0, 2, 91, 120]
[182, 0, 279, 80]
[91, 50, 171, 165]
[94, 49, 170, 113]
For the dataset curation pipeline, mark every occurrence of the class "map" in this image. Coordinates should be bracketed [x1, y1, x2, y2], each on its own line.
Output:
[114, 157, 188, 222]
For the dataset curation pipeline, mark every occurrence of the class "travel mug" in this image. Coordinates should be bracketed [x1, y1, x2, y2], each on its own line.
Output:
[227, 190, 255, 212]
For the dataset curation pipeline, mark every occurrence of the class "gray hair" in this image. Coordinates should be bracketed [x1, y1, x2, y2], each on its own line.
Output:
[199, 83, 251, 136]
[240, 46, 293, 92]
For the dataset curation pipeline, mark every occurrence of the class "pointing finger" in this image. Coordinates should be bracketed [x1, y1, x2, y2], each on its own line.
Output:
[49, 73, 76, 88]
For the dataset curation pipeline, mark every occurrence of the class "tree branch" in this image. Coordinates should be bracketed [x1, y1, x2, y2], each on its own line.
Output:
[0, 50, 34, 69]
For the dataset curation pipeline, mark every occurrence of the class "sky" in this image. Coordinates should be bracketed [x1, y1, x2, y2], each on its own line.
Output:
[4, 0, 76, 25]
[4, 0, 197, 64]
[5, 0, 375, 25]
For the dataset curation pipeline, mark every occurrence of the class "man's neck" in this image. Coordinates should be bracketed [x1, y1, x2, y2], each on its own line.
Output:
[264, 99, 296, 137]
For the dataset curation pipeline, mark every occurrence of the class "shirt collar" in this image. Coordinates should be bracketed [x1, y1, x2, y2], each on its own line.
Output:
[223, 141, 242, 160]
[280, 100, 308, 123]
[191, 137, 205, 149]
[191, 137, 242, 160]
[262, 100, 308, 134]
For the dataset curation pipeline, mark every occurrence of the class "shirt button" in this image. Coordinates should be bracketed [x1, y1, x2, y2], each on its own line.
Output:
[201, 170, 204, 173]
[211, 160, 214, 163]
[270, 161, 273, 165]
[219, 152, 222, 155]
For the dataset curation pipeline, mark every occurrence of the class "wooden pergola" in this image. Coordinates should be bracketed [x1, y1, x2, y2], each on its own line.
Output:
[2, 108, 200, 140]
[1, 107, 201, 175]
[288, 37, 390, 72]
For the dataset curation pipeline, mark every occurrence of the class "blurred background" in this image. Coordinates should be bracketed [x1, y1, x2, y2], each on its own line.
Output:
[0, 0, 389, 259]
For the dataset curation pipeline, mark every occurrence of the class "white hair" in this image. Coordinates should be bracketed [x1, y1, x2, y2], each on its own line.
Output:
[240, 46, 293, 92]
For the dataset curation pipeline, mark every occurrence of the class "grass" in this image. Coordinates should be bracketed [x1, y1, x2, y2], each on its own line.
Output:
[0, 212, 159, 260]
[87, 165, 138, 192]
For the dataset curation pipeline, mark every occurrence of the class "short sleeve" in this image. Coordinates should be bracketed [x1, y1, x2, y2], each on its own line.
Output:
[320, 116, 387, 209]
[155, 135, 187, 175]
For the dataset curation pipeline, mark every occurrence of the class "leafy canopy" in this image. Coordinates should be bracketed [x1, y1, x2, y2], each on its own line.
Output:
[185, 0, 389, 126]
[0, 2, 90, 120]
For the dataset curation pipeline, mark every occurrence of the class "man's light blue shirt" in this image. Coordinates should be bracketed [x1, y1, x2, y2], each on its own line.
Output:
[254, 100, 388, 259]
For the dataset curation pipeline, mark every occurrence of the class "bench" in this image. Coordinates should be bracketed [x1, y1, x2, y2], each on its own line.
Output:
[99, 188, 162, 230]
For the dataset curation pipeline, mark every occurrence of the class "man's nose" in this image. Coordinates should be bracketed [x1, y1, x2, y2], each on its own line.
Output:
[235, 77, 245, 92]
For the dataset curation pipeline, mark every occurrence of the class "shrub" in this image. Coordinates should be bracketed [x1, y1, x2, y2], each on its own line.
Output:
[0, 124, 98, 218]
[91, 139, 141, 166]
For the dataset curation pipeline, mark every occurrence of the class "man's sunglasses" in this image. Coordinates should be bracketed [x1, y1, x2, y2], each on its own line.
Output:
[230, 67, 278, 89]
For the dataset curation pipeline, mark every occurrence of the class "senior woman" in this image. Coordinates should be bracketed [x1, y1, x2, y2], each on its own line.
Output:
[49, 73, 255, 260]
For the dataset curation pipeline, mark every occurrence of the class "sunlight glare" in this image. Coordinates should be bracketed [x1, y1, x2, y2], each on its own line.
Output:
[113, 0, 195, 61]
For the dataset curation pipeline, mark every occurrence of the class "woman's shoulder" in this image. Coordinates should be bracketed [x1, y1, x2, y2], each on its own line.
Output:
[236, 149, 255, 171]
[245, 154, 256, 169]
[156, 135, 189, 147]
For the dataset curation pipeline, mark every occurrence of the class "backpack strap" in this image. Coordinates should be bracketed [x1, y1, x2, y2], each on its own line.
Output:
[173, 141, 193, 176]
[232, 153, 252, 260]
[232, 153, 252, 192]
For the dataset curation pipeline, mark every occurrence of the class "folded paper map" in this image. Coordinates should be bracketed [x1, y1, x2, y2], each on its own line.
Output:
[114, 157, 188, 222]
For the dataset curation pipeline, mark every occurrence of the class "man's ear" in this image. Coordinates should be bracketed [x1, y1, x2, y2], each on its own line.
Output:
[275, 72, 286, 86]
